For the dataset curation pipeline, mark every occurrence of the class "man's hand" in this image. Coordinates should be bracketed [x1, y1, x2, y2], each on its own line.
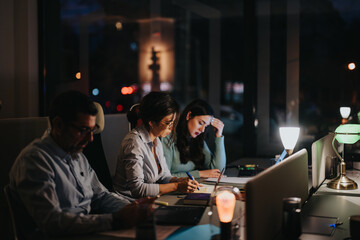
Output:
[113, 196, 156, 229]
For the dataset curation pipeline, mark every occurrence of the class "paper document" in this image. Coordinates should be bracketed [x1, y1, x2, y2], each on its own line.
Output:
[205, 176, 252, 184]
[194, 184, 215, 193]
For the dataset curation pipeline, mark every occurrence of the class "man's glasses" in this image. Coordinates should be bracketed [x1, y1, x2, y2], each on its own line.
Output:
[68, 123, 99, 136]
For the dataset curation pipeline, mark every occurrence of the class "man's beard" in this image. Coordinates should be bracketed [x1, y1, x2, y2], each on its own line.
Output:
[68, 144, 85, 158]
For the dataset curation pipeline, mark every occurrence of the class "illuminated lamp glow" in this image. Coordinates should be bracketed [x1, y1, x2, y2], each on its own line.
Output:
[121, 87, 128, 95]
[216, 190, 236, 223]
[92, 88, 99, 96]
[105, 101, 111, 108]
[115, 21, 123, 31]
[121, 86, 134, 95]
[279, 127, 300, 152]
[142, 83, 151, 94]
[160, 82, 172, 91]
[340, 107, 351, 119]
[75, 72, 81, 79]
[116, 104, 123, 112]
[335, 124, 360, 144]
[127, 87, 134, 94]
[348, 63, 356, 70]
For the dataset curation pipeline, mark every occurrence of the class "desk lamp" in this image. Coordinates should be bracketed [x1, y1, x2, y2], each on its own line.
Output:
[216, 188, 236, 240]
[327, 124, 360, 190]
[208, 186, 241, 240]
[340, 107, 351, 124]
[275, 127, 300, 164]
[279, 127, 300, 156]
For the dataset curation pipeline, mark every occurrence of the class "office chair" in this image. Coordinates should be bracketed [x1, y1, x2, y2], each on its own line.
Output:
[3, 184, 43, 240]
[84, 102, 130, 188]
[83, 102, 115, 190]
[4, 185, 18, 240]
[127, 103, 141, 131]
[0, 117, 49, 240]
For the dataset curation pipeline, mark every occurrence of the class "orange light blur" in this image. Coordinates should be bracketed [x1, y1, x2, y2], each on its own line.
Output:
[115, 21, 123, 31]
[75, 72, 81, 79]
[216, 190, 236, 223]
[121, 86, 134, 95]
[348, 63, 356, 70]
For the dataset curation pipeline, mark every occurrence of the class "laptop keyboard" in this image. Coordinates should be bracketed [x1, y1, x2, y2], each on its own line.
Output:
[154, 205, 206, 225]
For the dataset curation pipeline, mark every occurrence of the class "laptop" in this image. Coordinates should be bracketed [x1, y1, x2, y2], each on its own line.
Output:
[311, 133, 338, 191]
[245, 149, 309, 240]
[154, 205, 206, 225]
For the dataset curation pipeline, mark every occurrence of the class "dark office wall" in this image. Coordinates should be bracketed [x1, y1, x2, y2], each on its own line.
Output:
[0, 0, 39, 238]
[0, 0, 39, 119]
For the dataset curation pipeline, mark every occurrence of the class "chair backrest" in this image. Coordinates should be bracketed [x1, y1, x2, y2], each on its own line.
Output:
[0, 117, 50, 190]
[3, 184, 43, 240]
[127, 103, 142, 131]
[4, 184, 18, 240]
[79, 112, 130, 190]
[0, 117, 49, 240]
[101, 114, 130, 178]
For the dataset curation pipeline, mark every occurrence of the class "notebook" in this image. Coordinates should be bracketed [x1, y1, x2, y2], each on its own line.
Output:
[154, 205, 206, 225]
[183, 193, 211, 205]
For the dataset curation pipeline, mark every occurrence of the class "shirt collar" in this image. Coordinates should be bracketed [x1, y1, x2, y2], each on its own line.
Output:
[41, 133, 74, 162]
[136, 124, 153, 145]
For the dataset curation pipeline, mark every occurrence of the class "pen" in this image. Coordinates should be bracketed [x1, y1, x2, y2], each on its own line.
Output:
[329, 222, 343, 228]
[186, 171, 200, 190]
[213, 168, 225, 192]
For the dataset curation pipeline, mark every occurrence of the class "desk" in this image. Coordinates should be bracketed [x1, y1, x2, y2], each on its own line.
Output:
[95, 165, 360, 239]
[96, 186, 245, 240]
[300, 194, 360, 239]
[300, 170, 360, 239]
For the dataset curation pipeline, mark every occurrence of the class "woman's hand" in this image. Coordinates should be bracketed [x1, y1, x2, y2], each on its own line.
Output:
[211, 117, 224, 137]
[176, 178, 201, 193]
[199, 169, 221, 178]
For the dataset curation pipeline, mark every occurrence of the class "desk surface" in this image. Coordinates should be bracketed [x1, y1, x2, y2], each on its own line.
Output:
[301, 169, 360, 239]
[51, 160, 360, 240]
[96, 183, 245, 240]
[300, 194, 360, 239]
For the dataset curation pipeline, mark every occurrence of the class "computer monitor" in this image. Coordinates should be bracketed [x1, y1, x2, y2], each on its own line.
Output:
[311, 133, 338, 190]
[245, 149, 309, 240]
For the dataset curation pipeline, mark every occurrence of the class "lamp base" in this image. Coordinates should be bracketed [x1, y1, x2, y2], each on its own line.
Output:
[327, 174, 358, 190]
[220, 222, 232, 240]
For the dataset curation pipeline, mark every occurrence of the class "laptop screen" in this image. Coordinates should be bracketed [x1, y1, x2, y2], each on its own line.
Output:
[311, 133, 338, 190]
[245, 149, 309, 240]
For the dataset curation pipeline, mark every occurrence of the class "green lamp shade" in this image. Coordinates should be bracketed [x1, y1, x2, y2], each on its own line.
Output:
[335, 124, 360, 144]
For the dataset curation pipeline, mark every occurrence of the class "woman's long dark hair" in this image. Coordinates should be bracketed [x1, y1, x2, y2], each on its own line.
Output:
[176, 99, 214, 168]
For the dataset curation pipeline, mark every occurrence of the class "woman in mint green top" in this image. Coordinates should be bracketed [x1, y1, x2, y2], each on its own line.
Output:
[161, 99, 226, 178]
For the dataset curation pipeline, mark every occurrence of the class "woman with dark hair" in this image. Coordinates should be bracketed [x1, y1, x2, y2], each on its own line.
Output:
[161, 99, 226, 178]
[113, 92, 199, 200]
